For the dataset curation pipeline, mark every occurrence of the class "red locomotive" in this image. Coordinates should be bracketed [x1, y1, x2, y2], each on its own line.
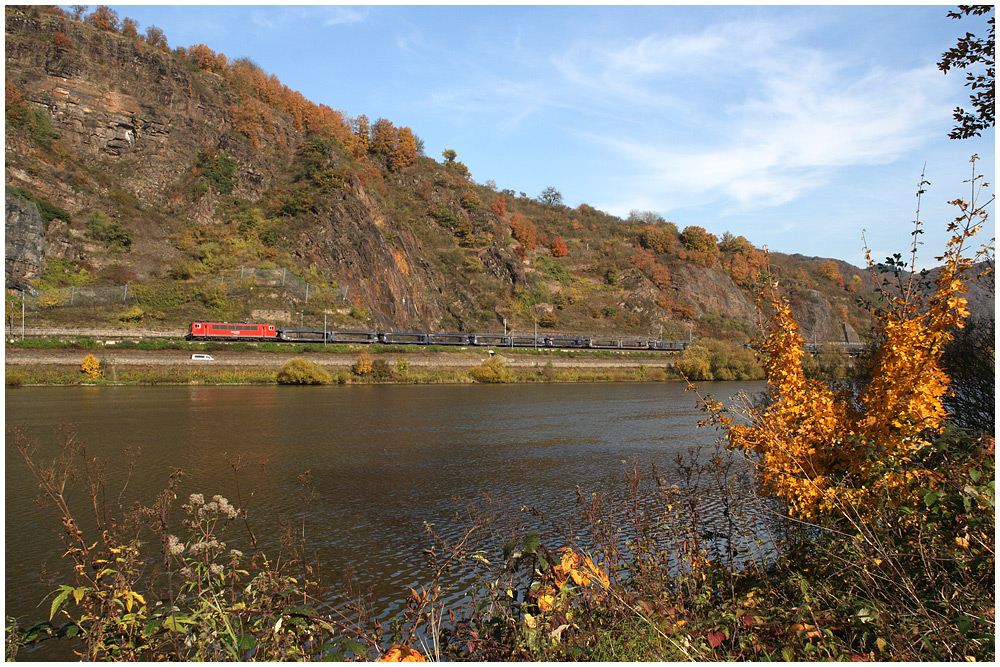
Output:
[187, 322, 278, 341]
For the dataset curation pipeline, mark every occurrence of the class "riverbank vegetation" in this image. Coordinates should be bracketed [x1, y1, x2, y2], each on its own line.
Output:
[5, 361, 676, 387]
[5, 188, 994, 660]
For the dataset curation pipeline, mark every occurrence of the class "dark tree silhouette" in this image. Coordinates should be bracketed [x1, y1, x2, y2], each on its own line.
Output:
[938, 5, 994, 139]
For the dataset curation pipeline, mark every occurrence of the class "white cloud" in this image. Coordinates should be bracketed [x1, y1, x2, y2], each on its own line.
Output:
[248, 6, 367, 30]
[568, 20, 955, 216]
[321, 6, 368, 27]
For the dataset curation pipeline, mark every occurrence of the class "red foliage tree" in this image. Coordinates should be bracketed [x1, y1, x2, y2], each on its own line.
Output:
[53, 31, 72, 49]
[489, 195, 506, 217]
[551, 236, 568, 257]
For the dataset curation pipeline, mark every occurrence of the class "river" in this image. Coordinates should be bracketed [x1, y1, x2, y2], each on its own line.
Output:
[5, 381, 763, 659]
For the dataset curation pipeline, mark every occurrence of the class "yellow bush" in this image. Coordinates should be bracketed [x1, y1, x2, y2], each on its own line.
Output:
[118, 305, 144, 324]
[352, 351, 372, 376]
[81, 354, 102, 380]
[719, 175, 989, 521]
[276, 358, 331, 385]
[470, 356, 510, 383]
[38, 292, 64, 309]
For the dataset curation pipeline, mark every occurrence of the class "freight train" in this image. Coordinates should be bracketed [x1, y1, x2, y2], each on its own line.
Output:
[186, 321, 689, 351]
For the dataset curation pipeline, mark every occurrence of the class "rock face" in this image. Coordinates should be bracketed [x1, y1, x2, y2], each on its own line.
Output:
[5, 192, 45, 292]
[794, 289, 860, 344]
[673, 263, 756, 321]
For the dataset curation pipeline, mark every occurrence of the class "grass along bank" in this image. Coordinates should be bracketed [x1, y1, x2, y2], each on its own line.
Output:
[5, 355, 680, 387]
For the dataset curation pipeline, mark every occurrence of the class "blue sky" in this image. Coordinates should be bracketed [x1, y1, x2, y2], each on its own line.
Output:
[102, 4, 994, 269]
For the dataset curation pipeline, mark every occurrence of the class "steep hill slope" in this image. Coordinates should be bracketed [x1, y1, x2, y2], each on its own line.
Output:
[6, 5, 888, 342]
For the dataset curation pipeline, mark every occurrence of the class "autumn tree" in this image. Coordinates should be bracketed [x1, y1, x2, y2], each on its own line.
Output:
[81, 354, 102, 380]
[637, 224, 676, 254]
[120, 17, 138, 40]
[189, 44, 228, 74]
[818, 260, 844, 286]
[352, 114, 370, 153]
[938, 5, 995, 139]
[86, 6, 119, 32]
[716, 162, 992, 521]
[489, 195, 507, 217]
[551, 236, 568, 258]
[679, 225, 720, 266]
[53, 31, 72, 49]
[144, 25, 168, 51]
[441, 149, 469, 177]
[509, 213, 538, 251]
[368, 119, 417, 172]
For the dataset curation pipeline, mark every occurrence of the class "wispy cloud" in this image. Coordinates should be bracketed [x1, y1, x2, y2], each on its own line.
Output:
[559, 19, 954, 216]
[249, 6, 368, 30]
[320, 6, 368, 28]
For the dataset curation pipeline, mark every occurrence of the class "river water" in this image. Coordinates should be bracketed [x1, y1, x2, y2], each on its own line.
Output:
[5, 381, 762, 658]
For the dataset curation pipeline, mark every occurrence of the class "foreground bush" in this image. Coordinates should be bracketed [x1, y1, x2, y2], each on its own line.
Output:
[276, 358, 331, 385]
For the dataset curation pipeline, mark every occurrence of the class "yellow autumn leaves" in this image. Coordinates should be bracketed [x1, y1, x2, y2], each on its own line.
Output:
[536, 547, 610, 613]
[725, 187, 988, 522]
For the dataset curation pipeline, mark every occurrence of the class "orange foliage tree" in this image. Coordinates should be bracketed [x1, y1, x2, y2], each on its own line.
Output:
[509, 213, 538, 251]
[551, 236, 568, 257]
[86, 6, 119, 32]
[818, 260, 844, 286]
[714, 164, 992, 521]
[679, 225, 720, 266]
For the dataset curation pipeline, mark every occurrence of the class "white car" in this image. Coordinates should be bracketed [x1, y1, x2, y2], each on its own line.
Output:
[191, 353, 215, 361]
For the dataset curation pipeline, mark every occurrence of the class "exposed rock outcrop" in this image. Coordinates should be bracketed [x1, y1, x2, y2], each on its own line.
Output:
[5, 192, 45, 292]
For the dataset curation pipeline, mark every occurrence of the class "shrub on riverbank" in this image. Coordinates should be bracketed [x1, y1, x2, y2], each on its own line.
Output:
[676, 338, 762, 380]
[277, 358, 331, 385]
[469, 356, 510, 383]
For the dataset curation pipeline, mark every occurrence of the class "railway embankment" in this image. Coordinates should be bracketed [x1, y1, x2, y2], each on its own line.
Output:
[4, 347, 674, 372]
[5, 341, 683, 386]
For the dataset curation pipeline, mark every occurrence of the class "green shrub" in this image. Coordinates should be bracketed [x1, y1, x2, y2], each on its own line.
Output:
[85, 212, 132, 250]
[431, 205, 459, 229]
[6, 186, 72, 224]
[276, 358, 331, 385]
[196, 149, 237, 194]
[533, 256, 573, 285]
[5, 104, 60, 147]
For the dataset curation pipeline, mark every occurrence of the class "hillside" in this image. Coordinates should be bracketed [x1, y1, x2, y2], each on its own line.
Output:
[5, 5, 930, 343]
